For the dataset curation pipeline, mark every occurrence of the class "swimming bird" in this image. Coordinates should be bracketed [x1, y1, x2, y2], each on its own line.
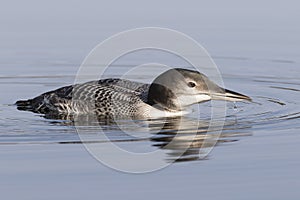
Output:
[16, 68, 251, 118]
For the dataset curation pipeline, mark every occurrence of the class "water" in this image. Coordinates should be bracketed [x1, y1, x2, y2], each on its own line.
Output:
[1, 1, 300, 199]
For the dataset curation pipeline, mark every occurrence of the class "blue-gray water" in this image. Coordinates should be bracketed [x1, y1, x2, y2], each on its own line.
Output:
[1, 1, 300, 199]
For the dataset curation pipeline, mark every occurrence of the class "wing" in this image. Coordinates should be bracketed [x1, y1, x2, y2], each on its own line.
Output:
[73, 79, 150, 115]
[16, 78, 150, 115]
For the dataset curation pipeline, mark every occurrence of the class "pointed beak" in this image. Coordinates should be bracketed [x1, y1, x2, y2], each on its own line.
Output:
[210, 89, 252, 102]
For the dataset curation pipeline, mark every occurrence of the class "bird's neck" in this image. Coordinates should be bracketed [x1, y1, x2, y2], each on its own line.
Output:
[147, 83, 181, 112]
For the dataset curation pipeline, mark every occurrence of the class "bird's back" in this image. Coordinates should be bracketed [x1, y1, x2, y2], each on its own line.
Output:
[16, 79, 150, 117]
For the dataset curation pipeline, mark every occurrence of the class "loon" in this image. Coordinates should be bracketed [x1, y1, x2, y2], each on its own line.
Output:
[16, 68, 251, 118]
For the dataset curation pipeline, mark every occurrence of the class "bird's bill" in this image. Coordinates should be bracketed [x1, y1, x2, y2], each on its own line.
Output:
[210, 89, 252, 102]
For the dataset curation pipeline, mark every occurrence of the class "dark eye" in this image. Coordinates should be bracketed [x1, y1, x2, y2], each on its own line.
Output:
[187, 82, 196, 88]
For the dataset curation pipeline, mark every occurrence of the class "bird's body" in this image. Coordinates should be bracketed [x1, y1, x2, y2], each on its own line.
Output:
[16, 68, 251, 118]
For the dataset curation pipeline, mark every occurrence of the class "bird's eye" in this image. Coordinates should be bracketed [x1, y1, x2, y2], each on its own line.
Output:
[187, 82, 196, 88]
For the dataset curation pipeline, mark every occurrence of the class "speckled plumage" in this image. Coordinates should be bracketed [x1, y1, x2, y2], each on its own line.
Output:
[16, 78, 152, 117]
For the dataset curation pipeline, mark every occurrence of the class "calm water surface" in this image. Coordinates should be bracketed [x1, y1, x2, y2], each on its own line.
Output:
[1, 55, 299, 199]
[1, 1, 300, 199]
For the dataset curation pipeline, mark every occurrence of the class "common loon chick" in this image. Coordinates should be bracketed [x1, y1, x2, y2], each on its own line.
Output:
[16, 68, 251, 118]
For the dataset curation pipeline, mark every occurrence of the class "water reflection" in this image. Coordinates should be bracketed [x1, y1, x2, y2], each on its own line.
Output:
[149, 117, 251, 162]
[41, 113, 252, 163]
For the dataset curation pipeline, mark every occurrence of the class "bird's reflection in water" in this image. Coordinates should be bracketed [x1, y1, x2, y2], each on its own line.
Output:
[149, 117, 251, 162]
[43, 113, 252, 163]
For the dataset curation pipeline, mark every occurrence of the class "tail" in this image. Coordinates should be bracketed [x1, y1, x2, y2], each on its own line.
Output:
[15, 94, 48, 113]
[15, 99, 34, 111]
[15, 85, 74, 114]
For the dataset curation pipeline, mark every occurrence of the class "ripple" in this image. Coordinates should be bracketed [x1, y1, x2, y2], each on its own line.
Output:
[270, 86, 300, 92]
[1, 66, 300, 163]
